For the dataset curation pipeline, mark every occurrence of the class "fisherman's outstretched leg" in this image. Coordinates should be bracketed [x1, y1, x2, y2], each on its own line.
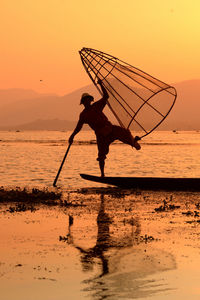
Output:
[112, 125, 141, 150]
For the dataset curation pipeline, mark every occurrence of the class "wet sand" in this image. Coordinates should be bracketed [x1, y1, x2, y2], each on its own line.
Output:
[1, 187, 200, 300]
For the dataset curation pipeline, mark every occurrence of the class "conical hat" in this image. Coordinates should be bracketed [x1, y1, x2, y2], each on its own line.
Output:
[80, 93, 94, 104]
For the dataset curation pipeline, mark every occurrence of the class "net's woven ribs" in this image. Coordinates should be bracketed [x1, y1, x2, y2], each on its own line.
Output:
[79, 48, 177, 138]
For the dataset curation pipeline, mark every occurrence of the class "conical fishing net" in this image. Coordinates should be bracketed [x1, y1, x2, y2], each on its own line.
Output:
[79, 48, 177, 138]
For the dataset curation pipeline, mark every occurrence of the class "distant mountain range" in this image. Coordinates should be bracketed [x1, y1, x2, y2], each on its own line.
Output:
[0, 85, 99, 130]
[159, 80, 200, 130]
[0, 80, 199, 131]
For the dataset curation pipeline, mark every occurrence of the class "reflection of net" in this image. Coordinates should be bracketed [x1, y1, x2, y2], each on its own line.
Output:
[79, 48, 177, 138]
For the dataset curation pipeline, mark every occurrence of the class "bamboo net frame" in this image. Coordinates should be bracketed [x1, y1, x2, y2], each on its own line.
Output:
[79, 48, 177, 138]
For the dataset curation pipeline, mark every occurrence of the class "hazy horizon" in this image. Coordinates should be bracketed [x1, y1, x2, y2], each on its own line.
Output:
[0, 79, 200, 131]
[0, 77, 200, 98]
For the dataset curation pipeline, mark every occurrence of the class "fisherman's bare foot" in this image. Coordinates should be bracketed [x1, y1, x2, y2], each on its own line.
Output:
[133, 139, 141, 150]
[132, 136, 141, 150]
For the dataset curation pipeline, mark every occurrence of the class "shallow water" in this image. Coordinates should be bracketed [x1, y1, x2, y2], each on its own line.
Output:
[0, 130, 200, 189]
[1, 190, 200, 299]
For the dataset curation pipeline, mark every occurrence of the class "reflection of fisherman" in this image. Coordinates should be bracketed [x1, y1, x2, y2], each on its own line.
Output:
[69, 79, 141, 177]
[70, 195, 112, 276]
[62, 195, 176, 299]
[66, 195, 140, 278]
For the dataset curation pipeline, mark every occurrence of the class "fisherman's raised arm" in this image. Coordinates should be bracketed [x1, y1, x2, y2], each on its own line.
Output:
[68, 117, 84, 144]
[94, 79, 109, 111]
[98, 79, 109, 101]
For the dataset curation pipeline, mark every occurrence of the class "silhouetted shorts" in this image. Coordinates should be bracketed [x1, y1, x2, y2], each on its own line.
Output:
[96, 125, 134, 161]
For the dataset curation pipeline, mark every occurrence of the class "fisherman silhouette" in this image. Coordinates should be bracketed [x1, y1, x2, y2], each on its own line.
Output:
[69, 79, 141, 177]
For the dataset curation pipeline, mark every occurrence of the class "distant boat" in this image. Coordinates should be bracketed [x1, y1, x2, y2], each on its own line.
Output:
[172, 130, 178, 133]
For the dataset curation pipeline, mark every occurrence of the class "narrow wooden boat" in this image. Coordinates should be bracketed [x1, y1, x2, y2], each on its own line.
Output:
[80, 174, 200, 191]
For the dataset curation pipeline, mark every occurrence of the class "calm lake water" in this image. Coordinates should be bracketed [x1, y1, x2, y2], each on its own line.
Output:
[1, 130, 200, 300]
[0, 130, 200, 189]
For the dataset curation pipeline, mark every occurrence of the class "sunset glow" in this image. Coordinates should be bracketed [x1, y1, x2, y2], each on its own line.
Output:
[0, 0, 200, 95]
[1, 3, 200, 299]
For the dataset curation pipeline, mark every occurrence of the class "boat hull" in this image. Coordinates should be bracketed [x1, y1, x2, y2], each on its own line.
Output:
[80, 174, 200, 191]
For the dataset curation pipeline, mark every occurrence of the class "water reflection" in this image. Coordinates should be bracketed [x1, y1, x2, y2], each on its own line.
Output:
[61, 194, 176, 299]
[75, 195, 113, 276]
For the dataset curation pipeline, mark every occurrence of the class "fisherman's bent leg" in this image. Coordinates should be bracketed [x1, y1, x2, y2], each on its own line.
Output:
[99, 159, 105, 177]
[96, 135, 111, 177]
[112, 125, 141, 150]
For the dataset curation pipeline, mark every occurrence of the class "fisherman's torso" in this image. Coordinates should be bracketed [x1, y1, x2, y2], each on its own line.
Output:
[80, 102, 112, 135]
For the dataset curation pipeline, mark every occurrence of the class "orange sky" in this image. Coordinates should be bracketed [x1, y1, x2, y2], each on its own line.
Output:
[0, 0, 200, 95]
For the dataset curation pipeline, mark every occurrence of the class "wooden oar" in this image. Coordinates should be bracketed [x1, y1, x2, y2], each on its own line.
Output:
[53, 143, 71, 187]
